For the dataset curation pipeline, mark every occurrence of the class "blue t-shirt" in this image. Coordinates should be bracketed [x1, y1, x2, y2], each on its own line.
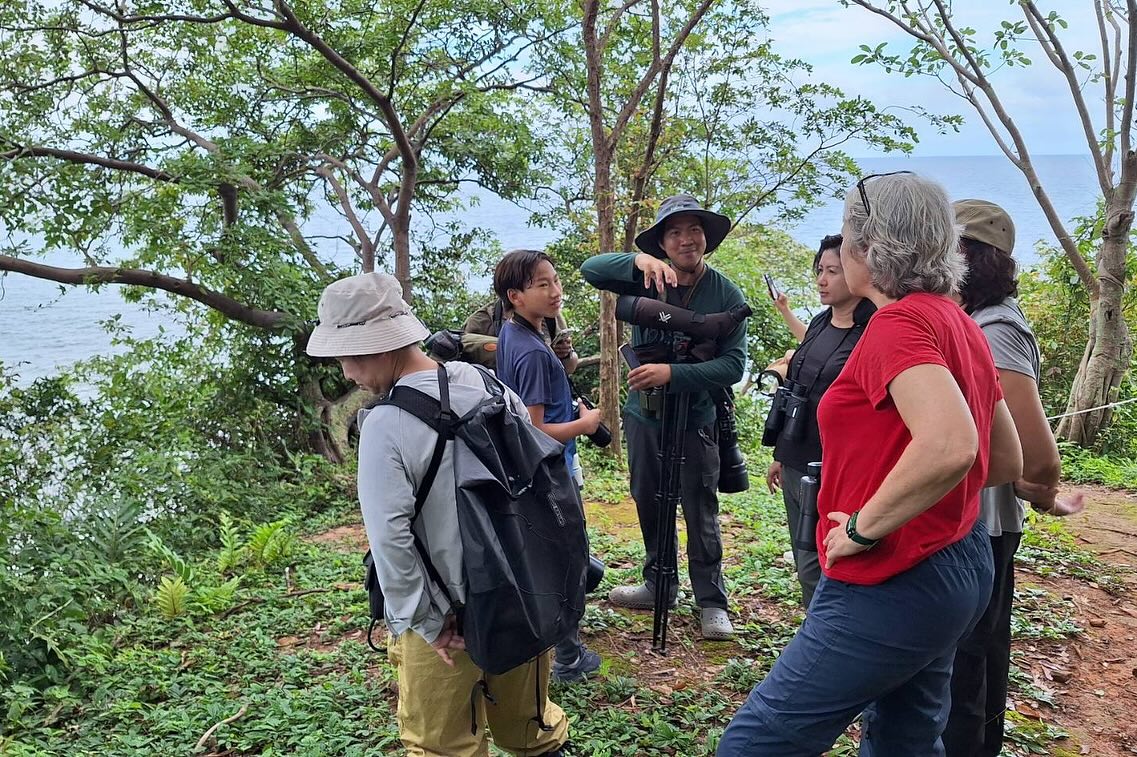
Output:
[496, 319, 576, 466]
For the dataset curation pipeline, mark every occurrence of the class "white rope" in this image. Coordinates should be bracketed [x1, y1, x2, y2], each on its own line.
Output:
[1046, 395, 1137, 421]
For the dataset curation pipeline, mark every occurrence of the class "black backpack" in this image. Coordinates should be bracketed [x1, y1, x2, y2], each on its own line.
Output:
[363, 364, 588, 674]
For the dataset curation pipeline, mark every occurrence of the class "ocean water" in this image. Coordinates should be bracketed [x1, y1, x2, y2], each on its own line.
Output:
[0, 154, 1101, 383]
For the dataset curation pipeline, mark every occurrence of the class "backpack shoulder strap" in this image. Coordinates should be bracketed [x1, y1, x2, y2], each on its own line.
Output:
[377, 364, 457, 608]
[490, 300, 505, 337]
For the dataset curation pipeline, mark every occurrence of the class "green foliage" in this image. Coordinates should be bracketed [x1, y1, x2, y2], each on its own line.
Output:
[1054, 442, 1137, 490]
[148, 535, 196, 586]
[248, 518, 298, 568]
[217, 512, 246, 574]
[154, 577, 190, 620]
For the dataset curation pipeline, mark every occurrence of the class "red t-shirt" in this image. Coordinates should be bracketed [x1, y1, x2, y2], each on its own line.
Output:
[815, 293, 1002, 584]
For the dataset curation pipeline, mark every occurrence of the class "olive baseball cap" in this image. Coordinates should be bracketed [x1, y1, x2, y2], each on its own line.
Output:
[953, 199, 1015, 254]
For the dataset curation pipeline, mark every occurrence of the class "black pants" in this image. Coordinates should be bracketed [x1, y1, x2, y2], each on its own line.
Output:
[943, 531, 1021, 757]
[625, 412, 727, 610]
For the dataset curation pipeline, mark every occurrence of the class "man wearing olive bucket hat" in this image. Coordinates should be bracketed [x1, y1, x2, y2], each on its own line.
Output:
[306, 272, 572, 757]
[581, 194, 748, 641]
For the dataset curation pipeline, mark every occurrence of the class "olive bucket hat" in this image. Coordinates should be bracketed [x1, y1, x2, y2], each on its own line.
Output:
[634, 194, 733, 259]
[953, 198, 1015, 254]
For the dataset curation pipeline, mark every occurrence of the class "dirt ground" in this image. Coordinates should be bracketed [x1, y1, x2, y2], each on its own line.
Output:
[310, 485, 1137, 756]
[1033, 486, 1137, 756]
[582, 487, 1137, 756]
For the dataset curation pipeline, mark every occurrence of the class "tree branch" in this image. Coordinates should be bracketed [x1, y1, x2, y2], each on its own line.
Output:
[608, 0, 715, 149]
[1022, 2, 1111, 193]
[0, 144, 176, 182]
[1120, 0, 1137, 157]
[316, 163, 375, 271]
[0, 255, 288, 329]
[1096, 0, 1118, 172]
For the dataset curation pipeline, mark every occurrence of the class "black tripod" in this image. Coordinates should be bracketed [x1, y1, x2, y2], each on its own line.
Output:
[652, 387, 691, 654]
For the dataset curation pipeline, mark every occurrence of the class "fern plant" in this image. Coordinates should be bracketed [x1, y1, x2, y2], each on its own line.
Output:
[192, 576, 243, 613]
[216, 512, 245, 574]
[86, 497, 147, 564]
[247, 518, 296, 567]
[155, 576, 189, 619]
[147, 533, 195, 585]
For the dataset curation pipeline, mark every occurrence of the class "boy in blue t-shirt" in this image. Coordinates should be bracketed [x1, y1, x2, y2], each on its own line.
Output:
[493, 249, 602, 682]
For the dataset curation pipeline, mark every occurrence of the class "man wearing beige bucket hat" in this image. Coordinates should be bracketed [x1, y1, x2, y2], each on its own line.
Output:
[307, 272, 571, 757]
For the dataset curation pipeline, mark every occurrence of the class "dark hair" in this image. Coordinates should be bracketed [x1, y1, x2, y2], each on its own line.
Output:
[812, 234, 843, 272]
[958, 237, 1018, 312]
[493, 249, 553, 302]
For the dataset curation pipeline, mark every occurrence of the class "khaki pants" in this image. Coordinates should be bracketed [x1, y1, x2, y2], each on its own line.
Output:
[388, 631, 569, 756]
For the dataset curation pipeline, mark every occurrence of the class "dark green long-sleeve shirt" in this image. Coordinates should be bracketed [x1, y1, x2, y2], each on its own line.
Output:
[580, 253, 748, 428]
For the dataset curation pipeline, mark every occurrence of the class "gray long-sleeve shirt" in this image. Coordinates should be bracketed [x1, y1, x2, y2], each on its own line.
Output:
[356, 361, 530, 643]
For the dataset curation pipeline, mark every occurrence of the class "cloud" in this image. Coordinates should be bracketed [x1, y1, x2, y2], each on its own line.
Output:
[762, 1, 1107, 156]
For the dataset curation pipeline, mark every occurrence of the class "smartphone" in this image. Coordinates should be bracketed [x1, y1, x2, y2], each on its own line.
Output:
[763, 274, 780, 301]
[619, 343, 641, 369]
[551, 327, 574, 345]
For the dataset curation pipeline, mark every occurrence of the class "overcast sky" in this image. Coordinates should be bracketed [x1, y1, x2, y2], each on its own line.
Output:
[764, 1, 1106, 157]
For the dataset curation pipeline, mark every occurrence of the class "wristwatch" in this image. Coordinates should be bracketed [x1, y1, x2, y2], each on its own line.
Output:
[845, 510, 880, 548]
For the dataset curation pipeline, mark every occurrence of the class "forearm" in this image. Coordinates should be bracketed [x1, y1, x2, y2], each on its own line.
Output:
[560, 351, 580, 375]
[854, 439, 975, 541]
[778, 306, 807, 342]
[579, 253, 646, 295]
[535, 418, 590, 443]
[361, 506, 446, 643]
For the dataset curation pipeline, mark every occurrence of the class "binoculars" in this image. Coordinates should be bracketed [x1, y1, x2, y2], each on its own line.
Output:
[794, 462, 822, 553]
[762, 379, 809, 446]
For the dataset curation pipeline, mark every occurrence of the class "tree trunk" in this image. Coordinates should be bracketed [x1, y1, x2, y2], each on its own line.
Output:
[392, 219, 412, 301]
[594, 153, 623, 456]
[1056, 205, 1134, 445]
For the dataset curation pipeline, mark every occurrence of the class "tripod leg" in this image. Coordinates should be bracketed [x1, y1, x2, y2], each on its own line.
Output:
[652, 393, 675, 651]
[653, 391, 690, 654]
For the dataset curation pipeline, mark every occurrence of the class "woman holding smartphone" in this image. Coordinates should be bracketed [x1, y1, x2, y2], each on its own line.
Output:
[763, 234, 875, 608]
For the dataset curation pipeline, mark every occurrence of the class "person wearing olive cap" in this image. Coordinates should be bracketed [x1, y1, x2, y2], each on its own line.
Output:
[580, 194, 748, 641]
[943, 200, 1085, 757]
[306, 272, 572, 757]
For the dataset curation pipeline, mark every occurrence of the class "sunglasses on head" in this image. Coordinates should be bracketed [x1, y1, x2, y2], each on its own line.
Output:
[856, 170, 914, 217]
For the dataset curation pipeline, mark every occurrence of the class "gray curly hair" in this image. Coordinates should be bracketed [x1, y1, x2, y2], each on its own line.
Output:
[842, 172, 964, 299]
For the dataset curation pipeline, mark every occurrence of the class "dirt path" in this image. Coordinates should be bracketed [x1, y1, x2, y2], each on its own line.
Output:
[1019, 487, 1137, 757]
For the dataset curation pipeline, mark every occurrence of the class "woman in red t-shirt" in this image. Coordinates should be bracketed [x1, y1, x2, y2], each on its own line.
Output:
[718, 172, 1024, 757]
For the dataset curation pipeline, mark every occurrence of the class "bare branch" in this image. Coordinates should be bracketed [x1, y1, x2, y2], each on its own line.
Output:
[1021, 2, 1111, 193]
[0, 255, 288, 329]
[389, 0, 429, 99]
[1097, 0, 1118, 171]
[77, 0, 232, 26]
[316, 163, 375, 271]
[1, 145, 176, 182]
[1120, 0, 1137, 156]
[608, 0, 716, 149]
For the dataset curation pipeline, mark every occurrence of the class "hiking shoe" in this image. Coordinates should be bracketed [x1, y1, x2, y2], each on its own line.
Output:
[552, 647, 601, 682]
[607, 583, 677, 610]
[701, 607, 735, 640]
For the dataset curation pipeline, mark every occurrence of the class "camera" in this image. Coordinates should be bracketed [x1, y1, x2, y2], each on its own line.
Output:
[711, 387, 749, 493]
[761, 380, 809, 446]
